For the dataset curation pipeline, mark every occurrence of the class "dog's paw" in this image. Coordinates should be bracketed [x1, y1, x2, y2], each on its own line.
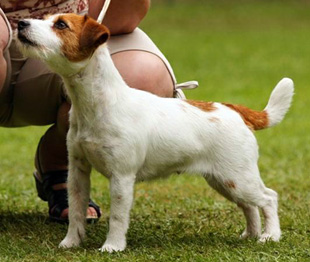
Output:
[240, 230, 250, 239]
[59, 236, 81, 249]
[99, 240, 126, 253]
[259, 232, 281, 243]
[240, 230, 261, 239]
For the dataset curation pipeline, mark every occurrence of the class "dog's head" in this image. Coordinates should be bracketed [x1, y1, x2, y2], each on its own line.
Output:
[17, 14, 110, 75]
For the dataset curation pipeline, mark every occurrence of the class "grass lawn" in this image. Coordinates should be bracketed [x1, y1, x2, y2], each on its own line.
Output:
[0, 0, 309, 261]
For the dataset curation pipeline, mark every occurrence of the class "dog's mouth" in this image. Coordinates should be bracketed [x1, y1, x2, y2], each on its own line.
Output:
[17, 33, 37, 47]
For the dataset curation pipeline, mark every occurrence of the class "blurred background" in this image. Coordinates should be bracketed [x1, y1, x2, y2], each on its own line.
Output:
[0, 1, 309, 260]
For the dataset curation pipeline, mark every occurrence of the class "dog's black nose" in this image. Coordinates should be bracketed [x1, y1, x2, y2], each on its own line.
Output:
[18, 20, 30, 31]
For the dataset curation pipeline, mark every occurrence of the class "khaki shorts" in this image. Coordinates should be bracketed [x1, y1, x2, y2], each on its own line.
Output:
[0, 9, 177, 127]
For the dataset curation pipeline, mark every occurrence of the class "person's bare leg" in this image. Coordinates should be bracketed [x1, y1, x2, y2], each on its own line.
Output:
[35, 102, 70, 173]
[0, 15, 9, 93]
[112, 51, 174, 97]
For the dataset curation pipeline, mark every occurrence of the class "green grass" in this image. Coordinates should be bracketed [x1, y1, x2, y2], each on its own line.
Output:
[1, 1, 310, 261]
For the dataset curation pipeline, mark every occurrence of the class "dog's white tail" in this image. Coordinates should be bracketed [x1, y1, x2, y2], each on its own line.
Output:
[264, 78, 294, 127]
[222, 78, 294, 130]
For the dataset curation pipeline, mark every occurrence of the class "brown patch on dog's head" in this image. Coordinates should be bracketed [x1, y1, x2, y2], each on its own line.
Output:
[186, 100, 216, 112]
[51, 14, 110, 62]
[223, 103, 268, 131]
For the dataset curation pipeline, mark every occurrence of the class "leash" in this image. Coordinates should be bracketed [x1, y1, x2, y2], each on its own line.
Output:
[97, 0, 111, 24]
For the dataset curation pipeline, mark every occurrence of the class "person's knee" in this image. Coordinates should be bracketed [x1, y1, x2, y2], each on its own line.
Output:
[0, 15, 9, 92]
[112, 51, 174, 97]
[0, 16, 9, 52]
[0, 16, 9, 84]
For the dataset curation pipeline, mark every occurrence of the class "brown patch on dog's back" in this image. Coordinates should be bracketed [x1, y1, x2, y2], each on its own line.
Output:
[209, 117, 220, 123]
[179, 103, 188, 112]
[186, 100, 216, 112]
[52, 14, 110, 62]
[223, 103, 269, 130]
[224, 180, 236, 189]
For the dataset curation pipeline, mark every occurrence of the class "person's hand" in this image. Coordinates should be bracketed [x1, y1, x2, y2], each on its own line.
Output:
[88, 0, 150, 35]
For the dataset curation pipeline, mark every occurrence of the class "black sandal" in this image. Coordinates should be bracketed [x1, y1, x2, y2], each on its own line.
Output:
[34, 137, 101, 223]
[34, 170, 101, 223]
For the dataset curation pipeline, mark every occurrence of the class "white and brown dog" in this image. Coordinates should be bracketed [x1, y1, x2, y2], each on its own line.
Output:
[17, 14, 294, 252]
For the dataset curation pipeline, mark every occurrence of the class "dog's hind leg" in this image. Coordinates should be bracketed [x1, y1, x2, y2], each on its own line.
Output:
[100, 173, 135, 253]
[204, 165, 280, 242]
[234, 166, 281, 242]
[204, 176, 261, 239]
[259, 187, 281, 242]
[236, 186, 280, 242]
[239, 184, 280, 242]
[237, 203, 261, 239]
[59, 156, 91, 248]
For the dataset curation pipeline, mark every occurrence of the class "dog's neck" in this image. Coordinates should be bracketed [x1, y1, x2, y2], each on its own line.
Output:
[61, 46, 129, 121]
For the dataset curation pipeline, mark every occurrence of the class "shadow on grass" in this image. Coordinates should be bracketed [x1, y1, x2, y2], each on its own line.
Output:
[0, 211, 48, 227]
[0, 210, 250, 251]
[127, 223, 246, 251]
[0, 210, 107, 249]
[0, 210, 70, 241]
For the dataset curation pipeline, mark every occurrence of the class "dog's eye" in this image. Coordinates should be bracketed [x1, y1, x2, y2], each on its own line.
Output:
[54, 20, 68, 30]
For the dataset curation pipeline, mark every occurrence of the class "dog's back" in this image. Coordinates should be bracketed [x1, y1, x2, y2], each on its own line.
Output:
[105, 78, 293, 183]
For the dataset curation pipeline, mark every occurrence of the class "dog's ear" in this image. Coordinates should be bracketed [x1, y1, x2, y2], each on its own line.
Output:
[80, 15, 110, 51]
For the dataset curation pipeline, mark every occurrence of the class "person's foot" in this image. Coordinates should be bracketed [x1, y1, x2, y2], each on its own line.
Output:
[34, 170, 101, 223]
[57, 206, 98, 220]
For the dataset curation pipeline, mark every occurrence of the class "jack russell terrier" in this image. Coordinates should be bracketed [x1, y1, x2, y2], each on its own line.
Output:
[17, 14, 294, 253]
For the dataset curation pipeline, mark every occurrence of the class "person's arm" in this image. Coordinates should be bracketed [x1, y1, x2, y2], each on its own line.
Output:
[0, 15, 9, 93]
[88, 0, 150, 35]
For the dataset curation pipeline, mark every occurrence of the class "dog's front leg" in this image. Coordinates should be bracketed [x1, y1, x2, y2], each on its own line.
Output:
[100, 174, 135, 253]
[59, 155, 91, 249]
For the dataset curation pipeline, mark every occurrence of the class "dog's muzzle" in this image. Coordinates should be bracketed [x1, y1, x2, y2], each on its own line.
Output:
[18, 20, 30, 31]
[17, 20, 37, 46]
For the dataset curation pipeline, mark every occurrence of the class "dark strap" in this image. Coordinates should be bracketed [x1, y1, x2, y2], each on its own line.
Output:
[48, 189, 68, 218]
[42, 170, 68, 188]
[38, 170, 69, 213]
[88, 199, 102, 219]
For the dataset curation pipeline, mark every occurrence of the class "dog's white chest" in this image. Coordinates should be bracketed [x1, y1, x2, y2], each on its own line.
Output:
[69, 123, 114, 176]
[83, 139, 113, 176]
